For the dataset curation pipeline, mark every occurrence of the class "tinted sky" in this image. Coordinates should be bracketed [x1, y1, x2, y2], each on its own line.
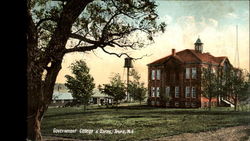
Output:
[56, 0, 249, 86]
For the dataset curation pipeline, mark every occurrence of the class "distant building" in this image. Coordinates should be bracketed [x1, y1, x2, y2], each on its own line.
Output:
[90, 89, 113, 105]
[147, 38, 233, 108]
[50, 83, 113, 107]
[50, 83, 73, 107]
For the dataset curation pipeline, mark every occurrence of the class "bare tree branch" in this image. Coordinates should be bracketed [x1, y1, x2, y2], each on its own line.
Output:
[74, 40, 82, 48]
[69, 33, 99, 44]
[101, 47, 151, 61]
[36, 18, 57, 28]
[64, 44, 99, 53]
[132, 54, 152, 60]
[110, 41, 136, 49]
[101, 47, 130, 58]
[101, 12, 120, 39]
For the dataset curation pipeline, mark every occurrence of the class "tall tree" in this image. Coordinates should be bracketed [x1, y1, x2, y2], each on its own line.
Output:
[201, 65, 218, 111]
[226, 68, 249, 111]
[99, 73, 126, 110]
[238, 72, 250, 111]
[27, 0, 165, 140]
[65, 60, 95, 111]
[128, 69, 147, 105]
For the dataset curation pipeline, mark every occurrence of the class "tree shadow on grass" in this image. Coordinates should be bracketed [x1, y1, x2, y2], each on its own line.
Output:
[44, 105, 250, 118]
[105, 104, 155, 110]
[44, 111, 95, 118]
[115, 105, 250, 116]
[141, 110, 250, 116]
[118, 115, 161, 118]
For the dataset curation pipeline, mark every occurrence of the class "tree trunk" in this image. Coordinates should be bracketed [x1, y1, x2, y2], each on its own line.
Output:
[234, 94, 238, 111]
[83, 105, 87, 112]
[27, 102, 47, 141]
[208, 97, 212, 111]
[116, 101, 119, 111]
[26, 1, 95, 140]
[27, 60, 62, 141]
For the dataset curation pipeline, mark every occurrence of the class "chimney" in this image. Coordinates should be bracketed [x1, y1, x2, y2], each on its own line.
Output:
[172, 49, 176, 56]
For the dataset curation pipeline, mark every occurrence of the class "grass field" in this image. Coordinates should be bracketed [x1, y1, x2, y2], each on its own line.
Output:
[41, 103, 250, 141]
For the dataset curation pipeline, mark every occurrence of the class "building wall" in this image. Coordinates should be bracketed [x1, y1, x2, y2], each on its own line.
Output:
[148, 61, 220, 108]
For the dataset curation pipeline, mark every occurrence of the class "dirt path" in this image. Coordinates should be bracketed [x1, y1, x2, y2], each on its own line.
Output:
[44, 125, 250, 141]
[153, 125, 250, 141]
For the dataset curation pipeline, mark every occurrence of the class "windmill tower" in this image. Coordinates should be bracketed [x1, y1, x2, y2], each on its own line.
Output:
[234, 25, 240, 68]
[124, 57, 133, 102]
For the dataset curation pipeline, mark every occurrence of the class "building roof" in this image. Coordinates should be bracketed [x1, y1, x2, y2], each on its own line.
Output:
[148, 49, 228, 66]
[92, 89, 112, 98]
[195, 38, 203, 44]
[53, 92, 74, 100]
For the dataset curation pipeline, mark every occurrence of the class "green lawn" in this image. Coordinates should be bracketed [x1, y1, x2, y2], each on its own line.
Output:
[41, 104, 250, 141]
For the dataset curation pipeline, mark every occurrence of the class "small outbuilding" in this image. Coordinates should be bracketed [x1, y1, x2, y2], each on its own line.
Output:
[50, 83, 113, 107]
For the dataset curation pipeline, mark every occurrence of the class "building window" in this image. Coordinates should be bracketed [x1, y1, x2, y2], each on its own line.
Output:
[185, 102, 190, 107]
[156, 69, 161, 80]
[151, 87, 155, 97]
[175, 86, 180, 98]
[191, 87, 196, 98]
[156, 87, 160, 97]
[166, 86, 170, 97]
[151, 70, 155, 80]
[186, 68, 190, 79]
[175, 101, 179, 107]
[185, 86, 190, 97]
[192, 67, 197, 79]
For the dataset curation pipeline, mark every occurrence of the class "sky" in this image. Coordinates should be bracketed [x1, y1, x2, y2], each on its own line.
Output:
[56, 0, 249, 87]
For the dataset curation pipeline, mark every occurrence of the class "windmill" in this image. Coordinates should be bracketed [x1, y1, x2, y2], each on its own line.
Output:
[124, 57, 133, 102]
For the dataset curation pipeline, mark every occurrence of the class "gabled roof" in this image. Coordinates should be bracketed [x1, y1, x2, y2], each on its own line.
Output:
[147, 49, 228, 66]
[148, 54, 183, 65]
[53, 92, 74, 100]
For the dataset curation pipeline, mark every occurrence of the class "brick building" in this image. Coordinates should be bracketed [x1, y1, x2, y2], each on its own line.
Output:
[147, 38, 233, 108]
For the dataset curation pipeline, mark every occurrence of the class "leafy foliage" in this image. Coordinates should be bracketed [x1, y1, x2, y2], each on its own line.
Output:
[29, 0, 166, 60]
[202, 64, 250, 111]
[201, 66, 218, 97]
[65, 60, 95, 109]
[201, 65, 221, 110]
[128, 69, 147, 104]
[223, 68, 249, 110]
[99, 73, 126, 105]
